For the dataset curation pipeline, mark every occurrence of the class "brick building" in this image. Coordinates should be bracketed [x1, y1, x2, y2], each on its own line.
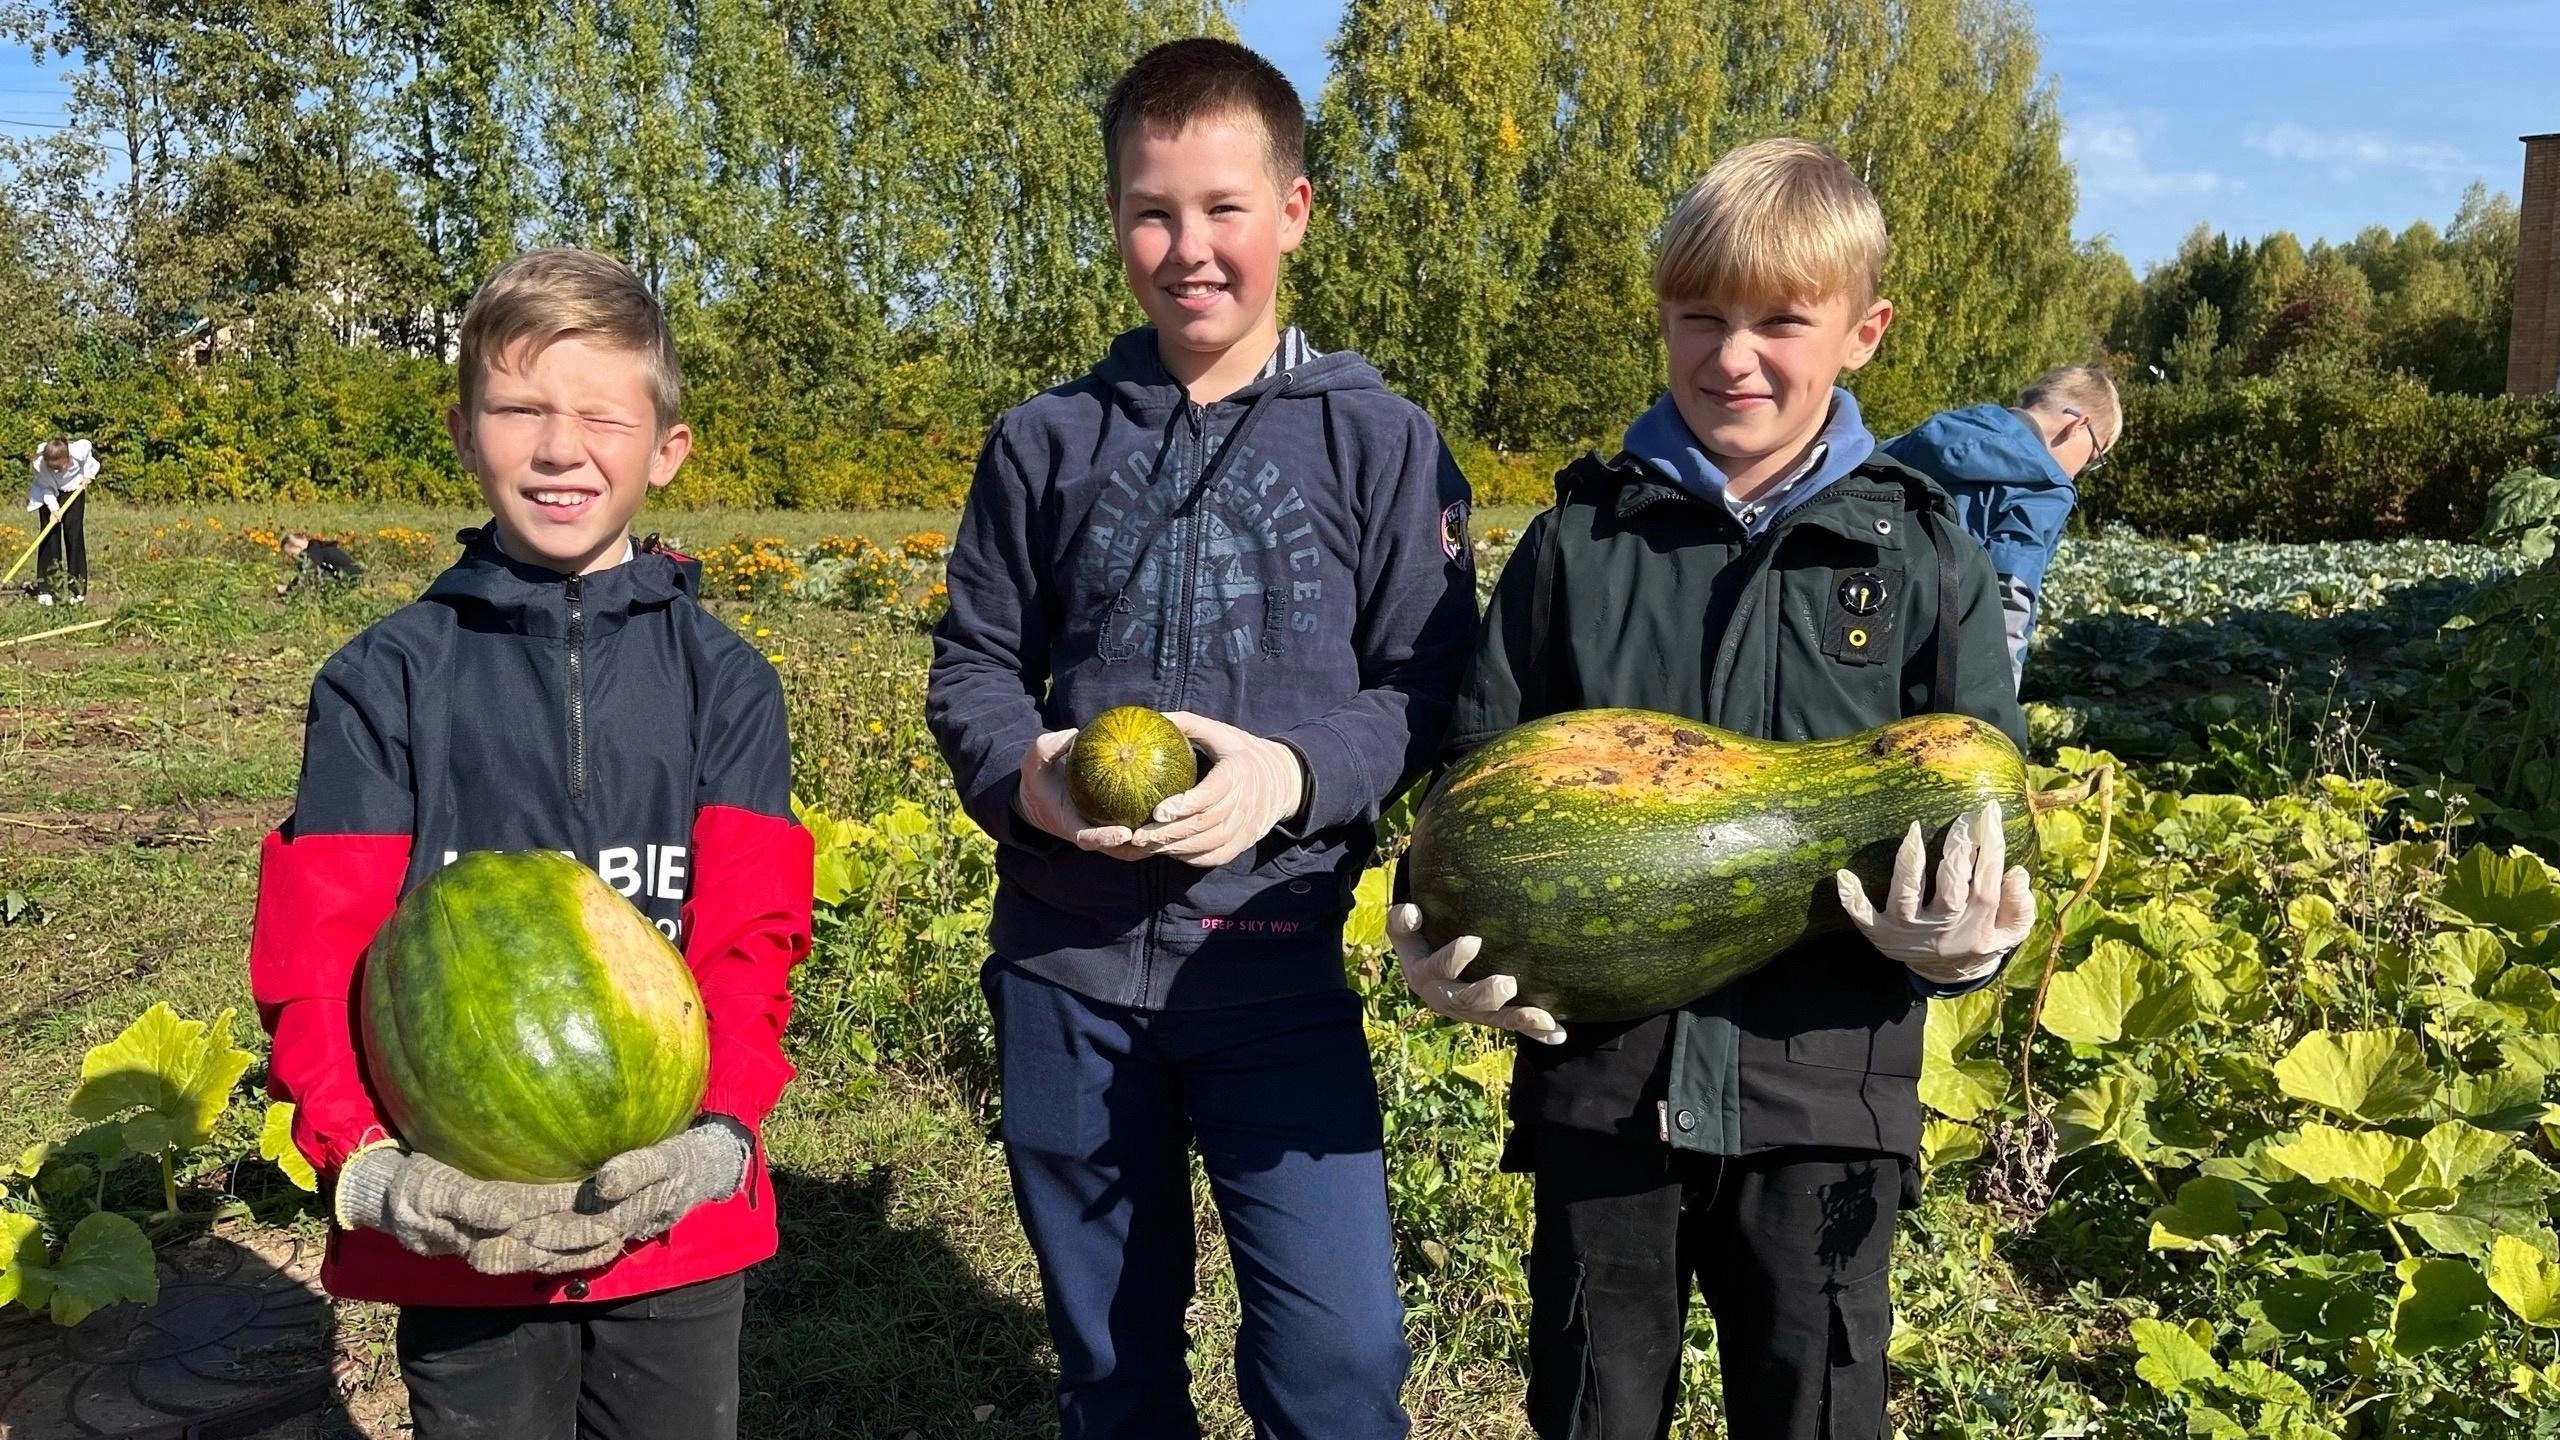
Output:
[2512, 132, 2560, 395]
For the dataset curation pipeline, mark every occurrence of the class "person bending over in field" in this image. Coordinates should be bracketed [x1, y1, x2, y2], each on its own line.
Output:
[275, 531, 365, 596]
[1884, 364, 2121, 690]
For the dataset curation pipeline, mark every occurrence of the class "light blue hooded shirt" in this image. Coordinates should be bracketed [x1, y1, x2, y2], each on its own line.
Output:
[1621, 387, 1878, 540]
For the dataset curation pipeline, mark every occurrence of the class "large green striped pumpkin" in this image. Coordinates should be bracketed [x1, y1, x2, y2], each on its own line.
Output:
[1406, 709, 2037, 1022]
[360, 850, 709, 1183]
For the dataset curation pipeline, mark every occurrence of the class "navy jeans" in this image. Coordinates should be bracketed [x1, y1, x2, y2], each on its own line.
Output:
[982, 957, 1412, 1440]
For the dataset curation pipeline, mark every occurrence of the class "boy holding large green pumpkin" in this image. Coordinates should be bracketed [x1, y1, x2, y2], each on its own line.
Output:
[1390, 140, 2034, 1439]
[248, 247, 813, 1440]
[925, 36, 1478, 1438]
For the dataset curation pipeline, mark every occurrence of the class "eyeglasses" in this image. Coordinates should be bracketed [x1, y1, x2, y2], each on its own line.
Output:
[2061, 407, 2110, 474]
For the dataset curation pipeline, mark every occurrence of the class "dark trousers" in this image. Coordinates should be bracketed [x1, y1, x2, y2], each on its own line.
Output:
[395, 1272, 744, 1440]
[982, 957, 1412, 1440]
[1524, 1127, 1903, 1440]
[33, 493, 85, 596]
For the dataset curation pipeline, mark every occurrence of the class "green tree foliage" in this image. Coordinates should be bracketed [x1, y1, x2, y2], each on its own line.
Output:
[2111, 185, 2518, 396]
[1306, 0, 2088, 445]
[1297, 0, 1560, 431]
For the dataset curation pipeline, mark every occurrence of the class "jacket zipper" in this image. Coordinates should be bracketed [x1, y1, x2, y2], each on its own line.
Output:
[565, 574, 588, 803]
[1707, 516, 1797, 732]
[1139, 405, 1211, 1006]
[1169, 401, 1209, 711]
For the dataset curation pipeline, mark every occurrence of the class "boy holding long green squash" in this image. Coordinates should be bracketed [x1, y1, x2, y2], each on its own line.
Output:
[1393, 140, 2034, 1440]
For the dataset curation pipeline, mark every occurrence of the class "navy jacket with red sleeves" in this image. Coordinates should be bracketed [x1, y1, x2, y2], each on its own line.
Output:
[249, 527, 813, 1308]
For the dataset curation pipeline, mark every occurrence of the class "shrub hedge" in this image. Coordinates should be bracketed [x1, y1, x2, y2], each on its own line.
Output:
[9, 347, 2550, 538]
[2085, 360, 2559, 541]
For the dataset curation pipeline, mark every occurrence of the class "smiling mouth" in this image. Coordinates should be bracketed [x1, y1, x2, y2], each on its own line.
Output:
[525, 489, 601, 519]
[1166, 280, 1228, 311]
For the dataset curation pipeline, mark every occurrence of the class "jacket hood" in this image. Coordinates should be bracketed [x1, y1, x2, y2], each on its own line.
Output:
[1622, 387, 1878, 533]
[1882, 404, 2072, 492]
[1092, 326, 1389, 418]
[423, 525, 699, 638]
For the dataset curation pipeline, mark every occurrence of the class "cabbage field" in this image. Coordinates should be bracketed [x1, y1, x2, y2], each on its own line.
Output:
[2, 499, 2557, 1436]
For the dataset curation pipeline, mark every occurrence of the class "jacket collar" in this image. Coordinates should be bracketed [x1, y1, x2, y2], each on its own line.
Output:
[1588, 449, 1955, 554]
[422, 524, 697, 638]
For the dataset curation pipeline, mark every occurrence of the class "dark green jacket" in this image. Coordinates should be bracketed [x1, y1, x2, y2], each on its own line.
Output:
[1447, 451, 2025, 1164]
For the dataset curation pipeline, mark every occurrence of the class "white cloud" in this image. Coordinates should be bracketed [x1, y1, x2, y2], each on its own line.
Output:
[2063, 114, 2239, 202]
[2247, 123, 2472, 176]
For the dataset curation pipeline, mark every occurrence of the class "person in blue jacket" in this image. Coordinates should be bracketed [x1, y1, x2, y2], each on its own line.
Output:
[923, 37, 1477, 1440]
[1882, 364, 2119, 688]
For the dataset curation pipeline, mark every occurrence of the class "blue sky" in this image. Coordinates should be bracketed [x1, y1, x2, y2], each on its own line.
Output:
[1232, 0, 2560, 268]
[1, 2, 2549, 273]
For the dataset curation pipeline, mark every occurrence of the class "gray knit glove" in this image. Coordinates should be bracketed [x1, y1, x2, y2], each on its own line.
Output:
[463, 1210, 631, 1276]
[579, 1117, 752, 1244]
[333, 1148, 588, 1265]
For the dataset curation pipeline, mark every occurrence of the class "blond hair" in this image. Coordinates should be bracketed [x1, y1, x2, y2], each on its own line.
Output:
[2019, 365, 2121, 448]
[38, 436, 69, 469]
[1654, 139, 1888, 308]
[456, 249, 681, 431]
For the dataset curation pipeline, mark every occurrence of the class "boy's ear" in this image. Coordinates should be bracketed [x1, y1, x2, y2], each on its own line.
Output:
[1277, 173, 1312, 254]
[1842, 297, 1895, 371]
[648, 421, 693, 492]
[444, 404, 478, 472]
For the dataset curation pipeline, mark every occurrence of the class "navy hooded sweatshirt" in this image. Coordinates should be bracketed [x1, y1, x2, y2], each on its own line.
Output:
[926, 327, 1479, 1012]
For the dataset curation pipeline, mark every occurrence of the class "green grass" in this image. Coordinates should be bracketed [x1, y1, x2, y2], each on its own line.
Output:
[0, 505, 1538, 1438]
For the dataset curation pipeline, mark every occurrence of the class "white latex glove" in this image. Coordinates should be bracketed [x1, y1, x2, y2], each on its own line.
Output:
[1387, 903, 1567, 1044]
[1015, 729, 1150, 861]
[1835, 801, 2036, 985]
[1130, 712, 1305, 868]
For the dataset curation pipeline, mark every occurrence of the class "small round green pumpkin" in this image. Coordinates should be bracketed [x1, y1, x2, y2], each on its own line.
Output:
[1069, 705, 1198, 829]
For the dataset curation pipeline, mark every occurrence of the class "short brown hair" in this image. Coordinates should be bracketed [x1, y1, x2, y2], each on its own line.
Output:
[1654, 139, 1889, 308]
[2019, 365, 2121, 448]
[456, 248, 681, 431]
[1101, 38, 1304, 194]
[38, 436, 69, 469]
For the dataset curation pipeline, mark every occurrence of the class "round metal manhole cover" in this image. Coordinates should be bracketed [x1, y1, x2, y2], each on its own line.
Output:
[0, 1228, 335, 1439]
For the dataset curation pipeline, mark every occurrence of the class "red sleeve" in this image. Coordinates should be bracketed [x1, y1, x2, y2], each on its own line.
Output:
[249, 829, 410, 1175]
[683, 804, 813, 1130]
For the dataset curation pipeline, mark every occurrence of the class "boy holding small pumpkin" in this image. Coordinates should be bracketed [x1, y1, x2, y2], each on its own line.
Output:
[924, 37, 1477, 1438]
[1390, 141, 2034, 1439]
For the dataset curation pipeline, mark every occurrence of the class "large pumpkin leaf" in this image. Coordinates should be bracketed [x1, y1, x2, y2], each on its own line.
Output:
[2427, 929, 2508, 990]
[2130, 1316, 2222, 1394]
[2442, 1065, 2548, 1133]
[2489, 1234, 2560, 1327]
[2402, 1151, 2560, 1258]
[2264, 1122, 2507, 1218]
[1920, 988, 2006, 1120]
[2256, 1260, 2389, 1343]
[1918, 1056, 2006, 1121]
[1926, 986, 2001, 1057]
[0, 1211, 44, 1311]
[2042, 942, 2195, 1047]
[1346, 865, 1391, 951]
[2433, 846, 2560, 938]
[2040, 943, 2145, 1045]
[2390, 1256, 2495, 1357]
[13, 1212, 156, 1327]
[67, 1004, 254, 1155]
[1919, 1120, 1984, 1171]
[2055, 1073, 2158, 1161]
[258, 1102, 317, 1194]
[2272, 1030, 2437, 1122]
[2149, 1176, 2282, 1254]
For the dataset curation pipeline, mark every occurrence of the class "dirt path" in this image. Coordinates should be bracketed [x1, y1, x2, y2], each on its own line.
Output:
[0, 800, 285, 859]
